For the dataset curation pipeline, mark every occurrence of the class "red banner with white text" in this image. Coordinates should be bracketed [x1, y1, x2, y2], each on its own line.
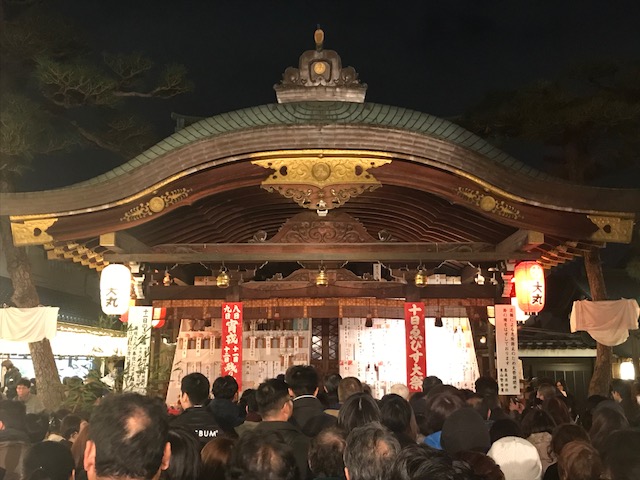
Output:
[221, 302, 243, 391]
[404, 302, 426, 392]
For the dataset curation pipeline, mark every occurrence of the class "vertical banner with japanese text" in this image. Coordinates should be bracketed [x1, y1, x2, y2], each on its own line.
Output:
[123, 306, 152, 394]
[404, 302, 427, 392]
[495, 304, 520, 395]
[221, 302, 243, 391]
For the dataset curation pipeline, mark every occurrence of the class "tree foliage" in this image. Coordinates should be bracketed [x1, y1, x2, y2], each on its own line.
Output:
[461, 61, 640, 184]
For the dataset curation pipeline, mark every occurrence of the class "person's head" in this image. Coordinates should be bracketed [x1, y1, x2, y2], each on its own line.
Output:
[389, 384, 410, 400]
[0, 398, 26, 431]
[308, 426, 347, 478]
[536, 383, 557, 402]
[338, 377, 363, 403]
[211, 375, 238, 400]
[255, 378, 292, 421]
[422, 376, 443, 395]
[555, 378, 567, 393]
[389, 443, 471, 480]
[16, 377, 32, 400]
[557, 441, 602, 480]
[601, 429, 640, 480]
[441, 407, 491, 455]
[520, 408, 555, 438]
[379, 393, 414, 437]
[200, 436, 236, 480]
[338, 392, 381, 433]
[454, 450, 505, 480]
[542, 396, 571, 425]
[475, 377, 499, 397]
[343, 422, 400, 480]
[180, 372, 210, 407]
[238, 388, 259, 414]
[487, 436, 542, 480]
[26, 412, 49, 442]
[1, 359, 14, 369]
[226, 430, 298, 480]
[324, 373, 342, 396]
[163, 426, 202, 480]
[285, 365, 319, 397]
[23, 440, 75, 480]
[610, 378, 633, 403]
[84, 393, 171, 480]
[589, 405, 629, 456]
[424, 391, 465, 434]
[61, 414, 83, 442]
[549, 423, 589, 458]
[489, 419, 523, 444]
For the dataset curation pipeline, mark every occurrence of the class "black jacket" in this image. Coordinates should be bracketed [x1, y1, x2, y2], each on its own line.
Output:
[290, 396, 337, 437]
[207, 398, 245, 435]
[253, 420, 310, 480]
[171, 406, 220, 447]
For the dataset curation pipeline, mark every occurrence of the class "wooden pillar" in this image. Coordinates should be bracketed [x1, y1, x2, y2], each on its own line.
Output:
[584, 247, 611, 397]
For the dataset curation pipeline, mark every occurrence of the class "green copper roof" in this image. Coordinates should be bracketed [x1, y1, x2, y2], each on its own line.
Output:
[75, 101, 549, 187]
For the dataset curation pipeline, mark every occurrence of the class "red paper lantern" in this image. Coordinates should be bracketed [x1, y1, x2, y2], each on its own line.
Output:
[152, 307, 166, 329]
[513, 261, 545, 313]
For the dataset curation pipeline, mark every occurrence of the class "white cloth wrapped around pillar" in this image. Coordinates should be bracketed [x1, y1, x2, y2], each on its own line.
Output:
[570, 299, 640, 346]
[0, 306, 59, 342]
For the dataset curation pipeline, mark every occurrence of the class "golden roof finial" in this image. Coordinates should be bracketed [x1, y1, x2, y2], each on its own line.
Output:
[314, 26, 324, 51]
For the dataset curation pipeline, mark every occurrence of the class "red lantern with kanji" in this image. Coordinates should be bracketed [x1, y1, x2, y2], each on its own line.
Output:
[513, 261, 545, 313]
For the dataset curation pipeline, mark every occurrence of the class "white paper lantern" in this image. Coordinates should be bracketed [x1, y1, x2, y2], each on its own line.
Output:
[100, 264, 131, 315]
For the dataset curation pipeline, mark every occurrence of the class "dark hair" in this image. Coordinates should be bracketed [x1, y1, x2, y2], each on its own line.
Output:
[16, 377, 31, 388]
[454, 450, 505, 480]
[475, 377, 499, 397]
[558, 441, 602, 480]
[601, 429, 640, 480]
[542, 396, 572, 425]
[389, 443, 470, 480]
[521, 408, 555, 437]
[344, 422, 400, 480]
[0, 399, 26, 430]
[550, 423, 590, 457]
[23, 441, 75, 480]
[181, 372, 210, 405]
[589, 406, 629, 456]
[238, 388, 258, 413]
[226, 430, 298, 480]
[324, 373, 342, 395]
[537, 383, 558, 401]
[211, 376, 238, 400]
[489, 419, 523, 444]
[379, 394, 413, 437]
[308, 426, 346, 477]
[200, 436, 236, 479]
[424, 392, 464, 434]
[60, 414, 83, 440]
[88, 392, 169, 479]
[285, 365, 319, 396]
[338, 392, 381, 432]
[338, 377, 363, 403]
[25, 412, 49, 443]
[162, 426, 202, 480]
[611, 379, 640, 425]
[422, 376, 443, 394]
[255, 378, 290, 418]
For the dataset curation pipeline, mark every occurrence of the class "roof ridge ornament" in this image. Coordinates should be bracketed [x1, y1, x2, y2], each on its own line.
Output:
[274, 28, 367, 103]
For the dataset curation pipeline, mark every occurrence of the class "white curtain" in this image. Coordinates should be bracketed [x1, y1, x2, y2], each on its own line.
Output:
[0, 307, 59, 342]
[570, 299, 639, 346]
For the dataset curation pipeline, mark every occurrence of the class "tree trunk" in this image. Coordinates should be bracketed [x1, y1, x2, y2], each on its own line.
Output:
[584, 247, 611, 397]
[0, 215, 65, 411]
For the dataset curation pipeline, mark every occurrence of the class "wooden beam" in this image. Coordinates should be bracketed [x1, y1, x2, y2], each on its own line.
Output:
[100, 232, 151, 253]
[496, 230, 544, 253]
[105, 242, 539, 263]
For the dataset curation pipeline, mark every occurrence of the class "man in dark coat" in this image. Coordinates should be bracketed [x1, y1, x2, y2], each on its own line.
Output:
[253, 377, 310, 479]
[207, 375, 245, 436]
[171, 373, 220, 447]
[0, 400, 30, 480]
[1, 361, 21, 401]
[286, 365, 336, 437]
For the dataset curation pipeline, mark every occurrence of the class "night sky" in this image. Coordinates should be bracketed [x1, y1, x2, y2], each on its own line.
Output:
[19, 1, 640, 190]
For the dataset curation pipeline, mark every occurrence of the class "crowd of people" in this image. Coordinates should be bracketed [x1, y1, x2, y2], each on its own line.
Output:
[0, 363, 639, 480]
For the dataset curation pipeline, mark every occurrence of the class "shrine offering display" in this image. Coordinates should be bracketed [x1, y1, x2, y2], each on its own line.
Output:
[404, 302, 427, 392]
[123, 306, 152, 394]
[221, 302, 243, 391]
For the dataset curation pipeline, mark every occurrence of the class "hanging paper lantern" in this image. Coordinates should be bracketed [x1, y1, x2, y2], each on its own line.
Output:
[100, 264, 131, 315]
[152, 307, 166, 329]
[513, 261, 545, 314]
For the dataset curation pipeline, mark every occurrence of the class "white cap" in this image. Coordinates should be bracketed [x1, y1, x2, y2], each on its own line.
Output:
[487, 436, 542, 480]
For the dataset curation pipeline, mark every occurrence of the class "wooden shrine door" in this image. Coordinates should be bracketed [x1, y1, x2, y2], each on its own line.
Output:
[310, 318, 340, 379]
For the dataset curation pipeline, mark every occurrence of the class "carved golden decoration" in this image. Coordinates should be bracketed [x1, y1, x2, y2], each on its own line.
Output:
[11, 218, 58, 246]
[253, 155, 391, 211]
[587, 215, 634, 243]
[44, 241, 107, 271]
[121, 188, 192, 222]
[456, 187, 522, 220]
[270, 211, 378, 243]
